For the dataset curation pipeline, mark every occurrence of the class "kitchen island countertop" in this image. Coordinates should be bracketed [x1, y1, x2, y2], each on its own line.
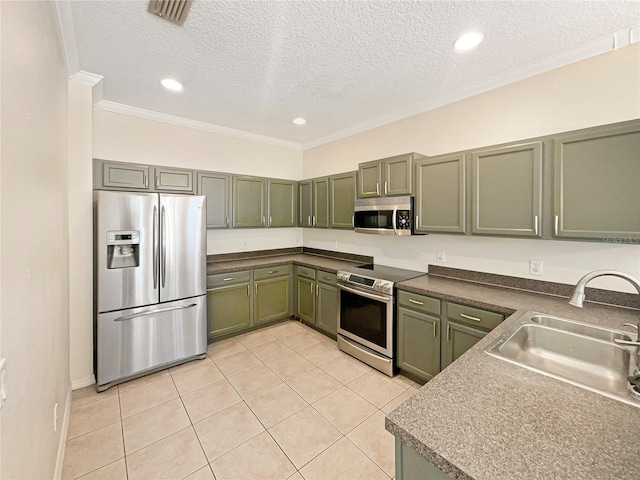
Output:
[387, 274, 640, 480]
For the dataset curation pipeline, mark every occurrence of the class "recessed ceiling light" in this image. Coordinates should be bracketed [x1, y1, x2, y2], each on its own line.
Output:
[161, 78, 183, 91]
[293, 117, 306, 125]
[454, 31, 484, 51]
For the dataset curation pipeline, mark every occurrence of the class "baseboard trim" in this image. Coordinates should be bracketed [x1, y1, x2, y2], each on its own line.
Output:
[71, 374, 96, 390]
[53, 389, 72, 480]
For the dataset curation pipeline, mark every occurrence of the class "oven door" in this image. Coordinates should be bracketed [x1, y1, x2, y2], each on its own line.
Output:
[337, 283, 394, 358]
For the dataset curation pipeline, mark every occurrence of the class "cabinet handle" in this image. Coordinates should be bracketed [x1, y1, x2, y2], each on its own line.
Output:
[247, 285, 250, 296]
[313, 216, 316, 226]
[268, 270, 275, 274]
[447, 324, 450, 342]
[310, 282, 314, 294]
[376, 183, 380, 196]
[316, 284, 319, 296]
[269, 216, 272, 226]
[144, 173, 148, 188]
[262, 216, 265, 226]
[534, 215, 539, 236]
[155, 175, 159, 189]
[433, 321, 437, 339]
[460, 313, 481, 322]
[352, 215, 354, 227]
[223, 277, 234, 282]
[225, 215, 229, 226]
[384, 181, 388, 195]
[415, 215, 419, 227]
[255, 283, 258, 295]
[308, 215, 311, 226]
[408, 298, 424, 306]
[554, 215, 559, 236]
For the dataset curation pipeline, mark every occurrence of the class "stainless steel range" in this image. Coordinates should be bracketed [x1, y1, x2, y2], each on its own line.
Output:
[336, 265, 425, 376]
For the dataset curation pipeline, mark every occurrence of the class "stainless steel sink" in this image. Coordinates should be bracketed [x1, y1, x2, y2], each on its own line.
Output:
[485, 312, 640, 407]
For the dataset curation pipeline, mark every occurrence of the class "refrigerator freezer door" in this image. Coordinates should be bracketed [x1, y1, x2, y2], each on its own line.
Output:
[160, 194, 206, 303]
[96, 191, 158, 312]
[96, 295, 207, 390]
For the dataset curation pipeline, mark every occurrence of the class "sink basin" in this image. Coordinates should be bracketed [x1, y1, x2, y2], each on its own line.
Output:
[485, 312, 640, 407]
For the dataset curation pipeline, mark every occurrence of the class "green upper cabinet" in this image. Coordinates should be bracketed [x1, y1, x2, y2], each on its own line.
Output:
[267, 179, 296, 227]
[358, 153, 425, 198]
[232, 175, 266, 228]
[552, 123, 640, 240]
[299, 181, 313, 227]
[414, 154, 466, 234]
[196, 171, 230, 228]
[313, 177, 330, 228]
[154, 167, 194, 193]
[95, 160, 150, 190]
[329, 172, 356, 229]
[358, 160, 383, 198]
[471, 142, 543, 237]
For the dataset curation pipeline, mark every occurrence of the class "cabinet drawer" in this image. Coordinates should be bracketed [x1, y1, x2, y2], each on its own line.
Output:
[207, 270, 252, 288]
[397, 291, 440, 316]
[316, 271, 337, 286]
[446, 302, 504, 330]
[296, 265, 316, 280]
[254, 265, 291, 280]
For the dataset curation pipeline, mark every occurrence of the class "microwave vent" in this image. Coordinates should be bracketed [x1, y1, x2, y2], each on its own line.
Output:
[148, 0, 193, 26]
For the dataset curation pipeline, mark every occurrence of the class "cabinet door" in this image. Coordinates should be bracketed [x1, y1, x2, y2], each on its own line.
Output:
[415, 154, 466, 233]
[358, 160, 382, 198]
[441, 322, 486, 370]
[330, 172, 356, 229]
[553, 123, 640, 240]
[207, 283, 251, 338]
[313, 177, 330, 228]
[99, 161, 150, 190]
[232, 176, 266, 227]
[197, 172, 230, 228]
[296, 276, 315, 324]
[299, 181, 313, 227]
[316, 282, 338, 336]
[471, 142, 543, 237]
[397, 307, 440, 382]
[254, 276, 291, 325]
[384, 154, 413, 196]
[155, 167, 194, 192]
[268, 179, 296, 227]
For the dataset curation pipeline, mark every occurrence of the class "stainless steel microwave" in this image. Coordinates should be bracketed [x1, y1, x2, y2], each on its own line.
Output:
[353, 196, 417, 235]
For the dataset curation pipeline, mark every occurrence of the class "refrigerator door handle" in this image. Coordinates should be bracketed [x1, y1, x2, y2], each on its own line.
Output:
[114, 303, 197, 322]
[161, 205, 167, 288]
[153, 205, 159, 289]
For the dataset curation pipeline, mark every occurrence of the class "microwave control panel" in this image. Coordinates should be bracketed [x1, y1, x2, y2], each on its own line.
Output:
[396, 210, 411, 230]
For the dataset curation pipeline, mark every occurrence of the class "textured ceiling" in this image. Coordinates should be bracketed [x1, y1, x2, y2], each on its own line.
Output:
[71, 0, 640, 146]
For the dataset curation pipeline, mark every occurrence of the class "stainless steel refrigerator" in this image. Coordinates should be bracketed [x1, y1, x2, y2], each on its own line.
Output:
[95, 190, 207, 391]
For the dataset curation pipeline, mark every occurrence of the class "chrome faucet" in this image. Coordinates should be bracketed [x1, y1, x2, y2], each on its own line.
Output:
[568, 269, 640, 349]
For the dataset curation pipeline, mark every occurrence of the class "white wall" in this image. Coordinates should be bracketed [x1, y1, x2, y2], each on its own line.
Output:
[1, 2, 70, 478]
[303, 44, 640, 293]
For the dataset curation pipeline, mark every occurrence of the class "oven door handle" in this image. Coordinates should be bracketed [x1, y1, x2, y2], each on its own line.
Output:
[339, 283, 392, 303]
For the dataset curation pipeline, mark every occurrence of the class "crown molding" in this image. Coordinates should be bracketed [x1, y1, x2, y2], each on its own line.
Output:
[96, 101, 304, 151]
[72, 71, 103, 87]
[302, 25, 640, 150]
[53, 0, 79, 77]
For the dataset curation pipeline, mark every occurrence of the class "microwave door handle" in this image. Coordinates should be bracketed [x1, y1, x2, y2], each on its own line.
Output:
[392, 207, 398, 235]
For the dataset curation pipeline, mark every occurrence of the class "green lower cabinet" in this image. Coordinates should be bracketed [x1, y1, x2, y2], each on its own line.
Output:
[254, 276, 291, 325]
[316, 282, 338, 336]
[296, 276, 316, 324]
[395, 439, 449, 480]
[207, 283, 251, 338]
[441, 321, 487, 370]
[397, 307, 440, 382]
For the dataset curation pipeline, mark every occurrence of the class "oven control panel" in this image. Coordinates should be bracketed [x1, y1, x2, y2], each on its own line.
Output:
[337, 271, 393, 295]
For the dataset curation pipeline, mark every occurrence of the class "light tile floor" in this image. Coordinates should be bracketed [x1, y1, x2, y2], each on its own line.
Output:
[62, 320, 420, 480]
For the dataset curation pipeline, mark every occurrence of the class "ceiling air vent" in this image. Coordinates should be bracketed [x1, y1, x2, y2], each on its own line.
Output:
[148, 0, 193, 26]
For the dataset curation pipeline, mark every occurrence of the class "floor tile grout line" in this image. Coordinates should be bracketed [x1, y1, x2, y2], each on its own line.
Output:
[344, 408, 395, 479]
[117, 391, 130, 480]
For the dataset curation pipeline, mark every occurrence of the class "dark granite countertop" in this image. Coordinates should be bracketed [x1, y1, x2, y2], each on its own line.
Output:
[207, 253, 367, 276]
[387, 274, 640, 480]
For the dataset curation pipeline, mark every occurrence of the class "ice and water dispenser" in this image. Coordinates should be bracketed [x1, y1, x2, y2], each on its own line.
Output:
[106, 230, 140, 269]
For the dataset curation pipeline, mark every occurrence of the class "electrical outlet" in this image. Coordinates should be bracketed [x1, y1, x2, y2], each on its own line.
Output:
[436, 251, 446, 263]
[530, 259, 543, 276]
